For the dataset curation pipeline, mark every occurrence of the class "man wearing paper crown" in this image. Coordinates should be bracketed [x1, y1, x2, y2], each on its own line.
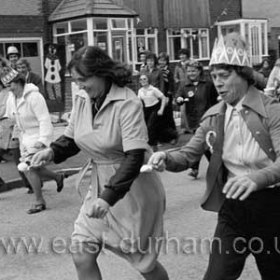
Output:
[148, 32, 280, 279]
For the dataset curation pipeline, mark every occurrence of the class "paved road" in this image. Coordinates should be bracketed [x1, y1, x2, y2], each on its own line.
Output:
[1, 158, 260, 279]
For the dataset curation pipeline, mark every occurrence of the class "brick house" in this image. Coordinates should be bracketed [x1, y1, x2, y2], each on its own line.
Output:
[0, 0, 268, 112]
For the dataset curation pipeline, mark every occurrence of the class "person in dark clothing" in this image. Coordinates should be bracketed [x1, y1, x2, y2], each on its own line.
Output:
[158, 52, 178, 144]
[149, 32, 280, 280]
[176, 60, 218, 178]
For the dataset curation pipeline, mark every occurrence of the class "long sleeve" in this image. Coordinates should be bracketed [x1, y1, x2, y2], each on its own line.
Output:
[100, 149, 145, 206]
[50, 135, 81, 164]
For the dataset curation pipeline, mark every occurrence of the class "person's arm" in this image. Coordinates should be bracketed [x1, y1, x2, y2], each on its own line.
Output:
[99, 97, 149, 206]
[100, 149, 145, 206]
[154, 87, 166, 115]
[247, 99, 280, 188]
[30, 92, 53, 147]
[50, 135, 80, 164]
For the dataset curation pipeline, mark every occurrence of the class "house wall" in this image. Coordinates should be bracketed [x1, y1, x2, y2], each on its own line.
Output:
[0, 16, 44, 37]
[208, 0, 242, 51]
[242, 0, 280, 30]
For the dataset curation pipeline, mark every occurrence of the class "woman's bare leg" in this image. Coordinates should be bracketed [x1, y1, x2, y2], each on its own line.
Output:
[141, 261, 169, 280]
[25, 169, 45, 205]
[72, 242, 102, 280]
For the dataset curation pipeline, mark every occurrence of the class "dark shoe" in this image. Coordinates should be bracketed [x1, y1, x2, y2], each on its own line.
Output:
[56, 173, 65, 193]
[189, 169, 199, 179]
[27, 204, 46, 214]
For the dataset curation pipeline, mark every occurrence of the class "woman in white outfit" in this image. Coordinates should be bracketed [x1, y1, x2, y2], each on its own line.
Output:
[3, 69, 64, 214]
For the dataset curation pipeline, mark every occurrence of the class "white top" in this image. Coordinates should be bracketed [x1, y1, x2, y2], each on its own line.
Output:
[223, 99, 272, 179]
[138, 85, 164, 107]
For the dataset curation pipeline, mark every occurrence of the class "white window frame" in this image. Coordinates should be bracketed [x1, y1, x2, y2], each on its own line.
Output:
[216, 19, 268, 65]
[167, 28, 210, 62]
[132, 28, 158, 64]
[53, 17, 135, 73]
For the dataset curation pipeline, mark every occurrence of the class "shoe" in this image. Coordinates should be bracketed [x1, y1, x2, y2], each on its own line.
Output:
[189, 169, 199, 179]
[56, 173, 65, 193]
[27, 204, 46, 214]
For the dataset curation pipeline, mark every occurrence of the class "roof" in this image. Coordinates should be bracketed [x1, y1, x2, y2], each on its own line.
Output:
[0, 0, 42, 15]
[49, 0, 138, 22]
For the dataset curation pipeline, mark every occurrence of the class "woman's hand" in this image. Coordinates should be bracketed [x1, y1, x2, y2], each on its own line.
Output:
[176, 97, 184, 104]
[157, 110, 164, 116]
[86, 198, 110, 219]
[30, 148, 54, 167]
[147, 151, 167, 172]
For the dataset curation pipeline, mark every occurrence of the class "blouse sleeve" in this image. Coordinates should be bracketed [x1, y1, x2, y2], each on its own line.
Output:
[119, 97, 149, 152]
[100, 149, 145, 206]
[50, 135, 81, 164]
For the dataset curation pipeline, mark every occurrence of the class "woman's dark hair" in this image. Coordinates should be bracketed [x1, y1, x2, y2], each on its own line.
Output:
[209, 64, 255, 85]
[158, 52, 169, 65]
[145, 52, 158, 66]
[178, 48, 190, 58]
[68, 46, 132, 87]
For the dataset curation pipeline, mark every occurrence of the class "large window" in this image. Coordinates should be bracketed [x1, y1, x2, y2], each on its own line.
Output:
[167, 28, 210, 61]
[134, 28, 158, 62]
[0, 42, 39, 58]
[53, 17, 134, 68]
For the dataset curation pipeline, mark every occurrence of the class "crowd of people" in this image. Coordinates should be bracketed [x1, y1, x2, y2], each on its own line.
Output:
[2, 30, 280, 280]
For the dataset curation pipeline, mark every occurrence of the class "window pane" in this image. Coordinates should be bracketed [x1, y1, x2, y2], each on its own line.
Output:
[69, 33, 88, 53]
[147, 38, 156, 53]
[168, 29, 181, 36]
[147, 28, 155, 34]
[55, 22, 68, 34]
[57, 36, 66, 45]
[111, 19, 126, 29]
[192, 38, 199, 59]
[93, 32, 108, 52]
[221, 24, 240, 36]
[136, 29, 145, 35]
[169, 37, 181, 60]
[22, 42, 38, 57]
[71, 19, 87, 32]
[201, 36, 208, 58]
[93, 18, 107, 30]
[261, 23, 266, 55]
[136, 37, 146, 61]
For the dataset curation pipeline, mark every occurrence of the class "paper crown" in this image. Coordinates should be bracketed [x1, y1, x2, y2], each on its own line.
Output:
[209, 32, 251, 67]
[1, 67, 19, 86]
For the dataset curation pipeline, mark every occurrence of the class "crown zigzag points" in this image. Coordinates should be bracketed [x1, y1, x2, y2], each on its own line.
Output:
[209, 33, 251, 67]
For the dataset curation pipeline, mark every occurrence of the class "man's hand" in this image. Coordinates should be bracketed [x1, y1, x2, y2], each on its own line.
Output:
[176, 97, 184, 104]
[86, 198, 110, 219]
[223, 176, 258, 200]
[147, 152, 166, 172]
